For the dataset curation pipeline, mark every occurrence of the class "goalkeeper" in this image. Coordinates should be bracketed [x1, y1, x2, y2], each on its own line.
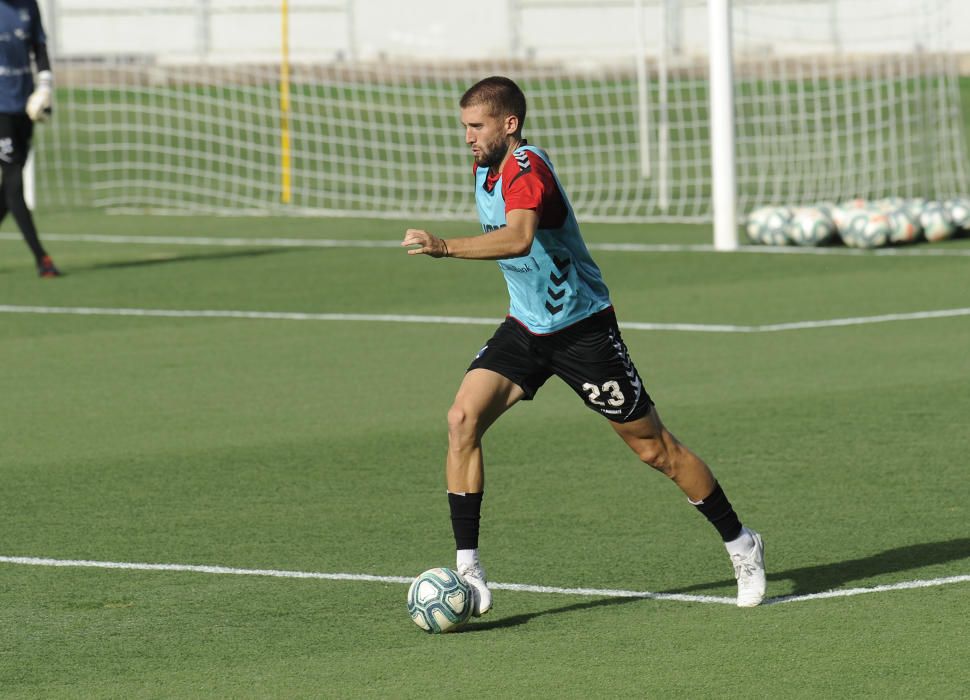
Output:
[0, 0, 59, 277]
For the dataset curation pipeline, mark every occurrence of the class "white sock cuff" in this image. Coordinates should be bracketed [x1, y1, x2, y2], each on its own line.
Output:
[456, 548, 479, 569]
[724, 527, 755, 557]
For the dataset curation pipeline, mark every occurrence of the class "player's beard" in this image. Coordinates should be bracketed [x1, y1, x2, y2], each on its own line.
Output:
[474, 138, 509, 170]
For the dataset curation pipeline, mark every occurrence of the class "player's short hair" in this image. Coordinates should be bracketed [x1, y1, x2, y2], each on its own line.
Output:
[460, 76, 527, 130]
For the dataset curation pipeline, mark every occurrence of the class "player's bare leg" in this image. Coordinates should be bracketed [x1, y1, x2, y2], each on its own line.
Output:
[609, 405, 715, 502]
[446, 368, 525, 615]
[611, 406, 766, 606]
[446, 368, 525, 493]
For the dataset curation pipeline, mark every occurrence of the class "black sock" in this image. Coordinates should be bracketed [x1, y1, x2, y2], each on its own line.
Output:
[691, 482, 743, 542]
[448, 491, 483, 550]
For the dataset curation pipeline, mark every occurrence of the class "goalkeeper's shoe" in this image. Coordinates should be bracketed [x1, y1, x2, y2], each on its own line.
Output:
[457, 561, 492, 617]
[37, 256, 62, 278]
[731, 528, 766, 607]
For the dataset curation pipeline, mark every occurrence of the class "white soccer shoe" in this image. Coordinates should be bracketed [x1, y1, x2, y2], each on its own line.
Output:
[731, 529, 766, 607]
[457, 561, 492, 617]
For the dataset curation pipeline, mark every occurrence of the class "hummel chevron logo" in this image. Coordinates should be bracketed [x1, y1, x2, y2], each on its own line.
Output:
[610, 333, 643, 392]
[547, 255, 570, 312]
[514, 151, 531, 171]
[549, 271, 568, 286]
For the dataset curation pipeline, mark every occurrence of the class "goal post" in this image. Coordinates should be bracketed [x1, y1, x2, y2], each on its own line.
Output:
[30, 0, 970, 243]
[708, 0, 739, 250]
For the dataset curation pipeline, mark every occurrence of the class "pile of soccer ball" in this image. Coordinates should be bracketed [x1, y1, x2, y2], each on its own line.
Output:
[745, 197, 970, 249]
[406, 567, 474, 633]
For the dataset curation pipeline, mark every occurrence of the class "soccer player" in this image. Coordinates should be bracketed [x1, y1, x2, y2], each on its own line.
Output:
[402, 76, 766, 612]
[0, 0, 59, 277]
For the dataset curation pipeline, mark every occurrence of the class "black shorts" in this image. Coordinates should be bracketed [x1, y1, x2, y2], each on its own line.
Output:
[0, 112, 34, 166]
[468, 308, 654, 423]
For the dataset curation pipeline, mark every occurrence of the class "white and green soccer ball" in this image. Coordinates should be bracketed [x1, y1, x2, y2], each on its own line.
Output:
[839, 209, 892, 249]
[886, 206, 921, 244]
[944, 197, 970, 230]
[919, 201, 956, 242]
[745, 206, 793, 246]
[787, 206, 836, 246]
[407, 567, 473, 633]
[904, 197, 927, 221]
[873, 196, 906, 213]
[830, 206, 852, 233]
[832, 200, 874, 233]
[840, 197, 871, 211]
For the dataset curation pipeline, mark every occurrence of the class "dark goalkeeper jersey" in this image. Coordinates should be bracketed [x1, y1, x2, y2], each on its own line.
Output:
[0, 0, 45, 114]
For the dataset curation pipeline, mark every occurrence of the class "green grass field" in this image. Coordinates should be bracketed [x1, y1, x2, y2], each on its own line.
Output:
[1, 210, 969, 697]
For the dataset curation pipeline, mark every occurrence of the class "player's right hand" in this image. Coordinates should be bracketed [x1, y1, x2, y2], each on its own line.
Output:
[402, 228, 448, 257]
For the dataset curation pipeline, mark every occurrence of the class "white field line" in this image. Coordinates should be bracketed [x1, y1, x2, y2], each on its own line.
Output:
[1, 555, 967, 606]
[2, 304, 970, 334]
[0, 232, 401, 249]
[589, 242, 970, 257]
[3, 231, 970, 256]
[766, 575, 970, 605]
[0, 304, 499, 327]
[0, 555, 728, 605]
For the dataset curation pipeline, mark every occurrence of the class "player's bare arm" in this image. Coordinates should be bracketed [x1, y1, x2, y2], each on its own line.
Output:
[402, 208, 538, 260]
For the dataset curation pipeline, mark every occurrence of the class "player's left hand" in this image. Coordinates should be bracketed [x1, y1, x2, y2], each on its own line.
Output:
[27, 70, 53, 122]
[402, 228, 448, 257]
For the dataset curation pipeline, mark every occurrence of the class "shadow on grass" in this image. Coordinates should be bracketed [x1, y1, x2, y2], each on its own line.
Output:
[459, 595, 645, 633]
[460, 538, 970, 630]
[664, 537, 970, 597]
[79, 246, 291, 272]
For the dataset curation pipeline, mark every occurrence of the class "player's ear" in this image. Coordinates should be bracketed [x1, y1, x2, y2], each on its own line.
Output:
[504, 114, 519, 137]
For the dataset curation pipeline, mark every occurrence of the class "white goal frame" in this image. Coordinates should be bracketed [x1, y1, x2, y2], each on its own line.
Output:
[27, 0, 970, 250]
[708, 0, 738, 249]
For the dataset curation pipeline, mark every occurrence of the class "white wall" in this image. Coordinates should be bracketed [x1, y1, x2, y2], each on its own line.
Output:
[41, 0, 970, 63]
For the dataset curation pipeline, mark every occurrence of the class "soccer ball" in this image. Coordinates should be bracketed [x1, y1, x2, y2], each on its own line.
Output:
[840, 197, 870, 211]
[919, 201, 956, 242]
[839, 209, 892, 249]
[904, 197, 927, 221]
[831, 200, 873, 233]
[874, 196, 905, 212]
[745, 206, 792, 246]
[407, 567, 473, 633]
[787, 206, 836, 246]
[829, 206, 852, 233]
[944, 197, 970, 230]
[886, 206, 921, 244]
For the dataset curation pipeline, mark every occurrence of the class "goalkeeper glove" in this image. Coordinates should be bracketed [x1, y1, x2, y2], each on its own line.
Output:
[26, 70, 53, 122]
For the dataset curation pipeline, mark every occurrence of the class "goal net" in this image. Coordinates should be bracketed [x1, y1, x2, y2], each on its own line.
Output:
[35, 0, 970, 224]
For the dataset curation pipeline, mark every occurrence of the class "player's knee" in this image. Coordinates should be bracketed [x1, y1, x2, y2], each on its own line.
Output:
[635, 439, 674, 476]
[447, 403, 480, 449]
